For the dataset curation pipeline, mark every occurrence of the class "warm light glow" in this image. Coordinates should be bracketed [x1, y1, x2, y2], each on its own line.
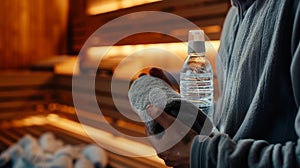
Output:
[87, 0, 162, 15]
[2, 113, 165, 165]
[87, 41, 220, 60]
[116, 120, 145, 134]
[86, 41, 220, 79]
[54, 56, 79, 75]
[2, 115, 48, 127]
[46, 114, 165, 163]
[202, 25, 222, 34]
[207, 40, 220, 51]
[48, 41, 219, 77]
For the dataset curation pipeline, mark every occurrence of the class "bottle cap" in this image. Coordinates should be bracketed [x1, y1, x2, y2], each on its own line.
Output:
[188, 30, 206, 54]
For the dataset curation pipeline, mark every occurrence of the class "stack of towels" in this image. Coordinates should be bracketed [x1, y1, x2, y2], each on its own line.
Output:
[0, 132, 108, 168]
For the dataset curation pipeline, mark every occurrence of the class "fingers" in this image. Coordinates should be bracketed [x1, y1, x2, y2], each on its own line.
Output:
[145, 127, 151, 136]
[146, 105, 175, 129]
[149, 68, 179, 91]
[149, 68, 172, 86]
[149, 68, 166, 79]
[138, 73, 147, 78]
[146, 104, 195, 138]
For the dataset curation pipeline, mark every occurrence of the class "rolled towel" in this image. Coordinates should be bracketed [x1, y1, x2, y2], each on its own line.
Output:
[23, 138, 47, 164]
[18, 134, 37, 148]
[128, 75, 213, 135]
[54, 145, 81, 160]
[0, 144, 23, 166]
[0, 153, 10, 167]
[82, 145, 108, 168]
[35, 154, 72, 168]
[13, 158, 34, 168]
[74, 156, 94, 168]
[7, 134, 46, 165]
[1, 134, 47, 167]
[39, 132, 64, 154]
[35, 145, 83, 168]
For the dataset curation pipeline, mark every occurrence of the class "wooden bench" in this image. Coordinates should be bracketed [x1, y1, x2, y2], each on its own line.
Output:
[0, 71, 166, 168]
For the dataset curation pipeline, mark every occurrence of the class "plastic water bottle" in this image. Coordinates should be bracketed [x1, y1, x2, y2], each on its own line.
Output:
[180, 30, 214, 116]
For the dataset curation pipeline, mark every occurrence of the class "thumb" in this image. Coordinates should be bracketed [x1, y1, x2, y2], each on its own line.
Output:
[146, 104, 175, 129]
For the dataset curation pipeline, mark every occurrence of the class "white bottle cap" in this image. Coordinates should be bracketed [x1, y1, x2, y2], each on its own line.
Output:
[188, 30, 206, 54]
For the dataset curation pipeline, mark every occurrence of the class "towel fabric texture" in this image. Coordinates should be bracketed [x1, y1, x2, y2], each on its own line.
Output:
[128, 75, 213, 135]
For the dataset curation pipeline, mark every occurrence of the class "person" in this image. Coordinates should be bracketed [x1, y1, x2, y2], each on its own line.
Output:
[145, 0, 300, 167]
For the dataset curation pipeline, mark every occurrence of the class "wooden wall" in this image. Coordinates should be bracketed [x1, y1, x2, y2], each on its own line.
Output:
[0, 0, 69, 70]
[0, 0, 229, 70]
[69, 0, 230, 52]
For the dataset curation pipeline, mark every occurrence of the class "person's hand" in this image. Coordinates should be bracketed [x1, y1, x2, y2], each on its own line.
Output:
[148, 68, 180, 92]
[146, 104, 197, 168]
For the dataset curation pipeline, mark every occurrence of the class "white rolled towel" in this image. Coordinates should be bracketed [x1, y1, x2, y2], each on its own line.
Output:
[18, 134, 37, 148]
[13, 157, 34, 168]
[1, 134, 47, 167]
[34, 154, 72, 168]
[10, 134, 47, 165]
[82, 145, 108, 168]
[74, 155, 94, 168]
[34, 145, 79, 168]
[39, 132, 64, 154]
[54, 145, 82, 160]
[0, 144, 23, 166]
[23, 138, 47, 164]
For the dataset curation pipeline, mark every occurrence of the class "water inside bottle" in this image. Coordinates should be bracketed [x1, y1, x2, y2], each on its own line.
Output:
[180, 72, 213, 115]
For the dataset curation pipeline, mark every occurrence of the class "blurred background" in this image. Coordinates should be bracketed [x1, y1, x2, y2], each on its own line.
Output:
[0, 0, 229, 167]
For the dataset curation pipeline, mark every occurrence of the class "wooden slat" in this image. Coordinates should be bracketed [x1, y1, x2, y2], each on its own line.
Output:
[92, 15, 225, 37]
[0, 130, 14, 146]
[11, 127, 28, 136]
[173, 3, 229, 18]
[43, 124, 165, 168]
[22, 126, 45, 137]
[1, 129, 20, 142]
[193, 16, 226, 27]
[57, 76, 145, 124]
[38, 125, 86, 145]
[0, 72, 55, 120]
[42, 124, 94, 144]
[4, 127, 26, 139]
[0, 89, 51, 99]
[0, 0, 5, 69]
[0, 111, 44, 121]
[0, 100, 46, 109]
[69, 0, 229, 51]
[87, 3, 227, 33]
[83, 16, 225, 46]
[0, 72, 53, 87]
[85, 0, 219, 21]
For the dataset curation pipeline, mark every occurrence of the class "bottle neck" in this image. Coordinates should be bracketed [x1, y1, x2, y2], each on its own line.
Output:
[188, 52, 206, 57]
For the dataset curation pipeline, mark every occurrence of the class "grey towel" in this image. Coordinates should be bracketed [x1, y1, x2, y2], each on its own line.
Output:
[128, 75, 213, 135]
[39, 132, 64, 154]
[82, 145, 108, 168]
[74, 156, 94, 168]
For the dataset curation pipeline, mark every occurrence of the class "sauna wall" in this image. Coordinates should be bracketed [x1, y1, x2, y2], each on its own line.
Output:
[0, 0, 69, 70]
